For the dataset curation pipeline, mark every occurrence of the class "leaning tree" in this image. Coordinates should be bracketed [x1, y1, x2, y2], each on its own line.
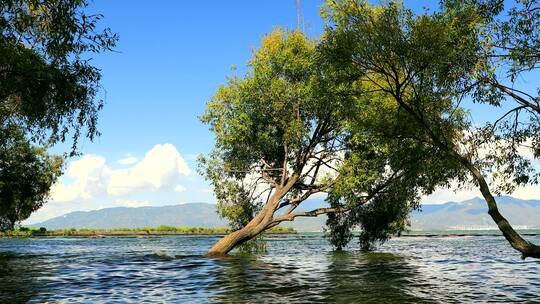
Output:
[200, 28, 468, 256]
[321, 0, 540, 259]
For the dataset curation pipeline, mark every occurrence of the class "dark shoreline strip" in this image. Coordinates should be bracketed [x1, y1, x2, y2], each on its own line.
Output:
[399, 233, 540, 237]
[0, 230, 297, 238]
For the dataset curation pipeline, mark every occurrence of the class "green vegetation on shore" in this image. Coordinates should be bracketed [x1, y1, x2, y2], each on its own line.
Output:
[0, 226, 296, 237]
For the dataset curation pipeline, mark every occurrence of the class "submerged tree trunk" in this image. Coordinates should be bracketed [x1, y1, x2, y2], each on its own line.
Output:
[459, 156, 540, 259]
[205, 173, 343, 256]
[206, 213, 270, 256]
[206, 183, 292, 256]
[206, 223, 264, 256]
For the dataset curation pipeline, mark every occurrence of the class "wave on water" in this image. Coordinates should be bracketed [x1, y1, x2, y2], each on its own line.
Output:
[1, 235, 539, 303]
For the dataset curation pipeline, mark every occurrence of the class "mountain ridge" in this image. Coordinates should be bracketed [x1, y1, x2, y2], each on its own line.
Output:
[31, 196, 540, 231]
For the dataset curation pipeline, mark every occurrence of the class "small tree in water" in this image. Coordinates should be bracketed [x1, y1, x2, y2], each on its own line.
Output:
[200, 28, 463, 255]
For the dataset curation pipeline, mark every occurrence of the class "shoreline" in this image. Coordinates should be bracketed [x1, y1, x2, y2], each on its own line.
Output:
[25, 230, 295, 238]
[2, 229, 540, 239]
[398, 233, 540, 237]
[0, 226, 297, 238]
[399, 228, 540, 238]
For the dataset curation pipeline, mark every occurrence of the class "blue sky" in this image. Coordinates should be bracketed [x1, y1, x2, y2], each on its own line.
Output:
[30, 0, 330, 223]
[27, 0, 539, 224]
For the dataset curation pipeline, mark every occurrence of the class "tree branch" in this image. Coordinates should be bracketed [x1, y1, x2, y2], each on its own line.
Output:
[271, 207, 349, 224]
[488, 79, 540, 114]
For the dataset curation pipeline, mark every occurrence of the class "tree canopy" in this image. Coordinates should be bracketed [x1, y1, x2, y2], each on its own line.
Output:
[321, 0, 540, 258]
[0, 126, 62, 230]
[1, 0, 117, 150]
[202, 0, 540, 259]
[201, 25, 473, 255]
[0, 0, 116, 229]
[200, 29, 347, 254]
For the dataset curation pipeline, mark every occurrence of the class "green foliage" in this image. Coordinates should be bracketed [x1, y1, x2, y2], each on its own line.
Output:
[270, 226, 295, 232]
[0, 0, 116, 229]
[0, 0, 118, 149]
[215, 181, 262, 231]
[199, 28, 335, 250]
[0, 226, 295, 237]
[199, 28, 333, 182]
[318, 0, 476, 250]
[235, 235, 268, 254]
[492, 0, 540, 78]
[201, 1, 540, 254]
[0, 126, 62, 230]
[325, 198, 353, 251]
[318, 0, 540, 257]
[474, 0, 540, 186]
[201, 23, 472, 252]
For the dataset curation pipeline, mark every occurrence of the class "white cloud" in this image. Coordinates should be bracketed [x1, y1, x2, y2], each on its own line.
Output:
[117, 156, 138, 165]
[23, 144, 204, 224]
[49, 143, 191, 202]
[174, 184, 187, 193]
[421, 138, 540, 204]
[422, 182, 540, 204]
[422, 186, 481, 204]
[511, 184, 540, 200]
[50, 155, 109, 202]
[107, 143, 191, 196]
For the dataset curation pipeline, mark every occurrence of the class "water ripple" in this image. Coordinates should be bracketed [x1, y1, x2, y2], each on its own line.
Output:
[0, 235, 539, 303]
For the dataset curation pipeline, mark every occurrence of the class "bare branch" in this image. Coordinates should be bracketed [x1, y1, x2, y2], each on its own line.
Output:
[488, 79, 540, 113]
[271, 207, 349, 224]
[490, 105, 528, 133]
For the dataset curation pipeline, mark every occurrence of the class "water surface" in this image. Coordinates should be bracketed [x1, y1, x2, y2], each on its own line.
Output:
[1, 234, 539, 303]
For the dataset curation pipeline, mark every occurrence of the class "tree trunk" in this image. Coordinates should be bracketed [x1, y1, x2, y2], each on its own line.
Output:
[460, 156, 540, 259]
[206, 223, 261, 256]
[206, 180, 297, 256]
[206, 202, 277, 256]
[206, 185, 284, 256]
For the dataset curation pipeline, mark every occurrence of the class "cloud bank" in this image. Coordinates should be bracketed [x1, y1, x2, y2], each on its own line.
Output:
[50, 143, 190, 202]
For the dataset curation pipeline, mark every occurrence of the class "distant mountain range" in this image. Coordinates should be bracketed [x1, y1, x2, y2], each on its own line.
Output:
[411, 196, 540, 230]
[33, 203, 228, 230]
[32, 196, 540, 231]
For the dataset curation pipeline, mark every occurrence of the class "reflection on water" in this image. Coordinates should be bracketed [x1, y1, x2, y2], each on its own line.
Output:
[323, 252, 432, 303]
[0, 235, 539, 303]
[0, 252, 44, 303]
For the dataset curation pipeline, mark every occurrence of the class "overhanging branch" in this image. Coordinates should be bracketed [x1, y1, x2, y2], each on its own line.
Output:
[271, 207, 349, 224]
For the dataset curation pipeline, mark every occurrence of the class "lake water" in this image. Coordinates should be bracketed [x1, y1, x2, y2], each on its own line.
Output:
[1, 234, 540, 303]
